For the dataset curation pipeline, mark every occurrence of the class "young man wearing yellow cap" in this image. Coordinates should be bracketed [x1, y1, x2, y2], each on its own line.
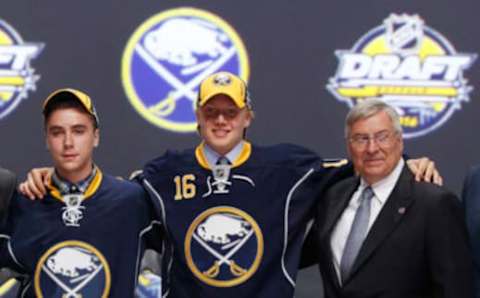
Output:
[1, 89, 160, 297]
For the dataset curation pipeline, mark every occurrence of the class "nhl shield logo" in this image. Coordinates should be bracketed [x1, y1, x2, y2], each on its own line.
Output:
[122, 7, 250, 132]
[34, 241, 111, 298]
[185, 206, 263, 287]
[385, 14, 423, 54]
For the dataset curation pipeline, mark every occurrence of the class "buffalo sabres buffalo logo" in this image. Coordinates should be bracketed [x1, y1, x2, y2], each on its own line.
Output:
[122, 7, 250, 132]
[34, 241, 111, 298]
[213, 72, 232, 86]
[0, 19, 43, 120]
[327, 14, 476, 138]
[185, 207, 263, 287]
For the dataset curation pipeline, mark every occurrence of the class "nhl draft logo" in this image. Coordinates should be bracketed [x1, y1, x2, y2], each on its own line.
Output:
[185, 206, 263, 287]
[0, 19, 43, 120]
[34, 241, 111, 298]
[327, 14, 477, 138]
[122, 7, 250, 132]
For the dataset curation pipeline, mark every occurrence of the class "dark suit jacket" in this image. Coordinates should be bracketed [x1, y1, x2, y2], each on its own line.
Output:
[0, 167, 16, 284]
[0, 168, 15, 227]
[313, 166, 473, 298]
[462, 164, 480, 298]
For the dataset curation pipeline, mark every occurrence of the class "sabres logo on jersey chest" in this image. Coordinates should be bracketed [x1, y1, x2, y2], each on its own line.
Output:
[185, 206, 263, 287]
[34, 240, 111, 298]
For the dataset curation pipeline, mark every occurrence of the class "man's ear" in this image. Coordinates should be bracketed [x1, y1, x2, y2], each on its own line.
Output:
[94, 128, 100, 147]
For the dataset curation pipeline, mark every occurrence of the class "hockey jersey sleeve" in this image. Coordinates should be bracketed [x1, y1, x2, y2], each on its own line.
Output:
[299, 159, 354, 268]
[0, 192, 26, 273]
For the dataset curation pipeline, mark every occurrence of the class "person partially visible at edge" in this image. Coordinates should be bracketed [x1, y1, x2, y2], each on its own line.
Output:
[20, 73, 440, 298]
[0, 89, 161, 297]
[0, 167, 16, 284]
[462, 165, 480, 298]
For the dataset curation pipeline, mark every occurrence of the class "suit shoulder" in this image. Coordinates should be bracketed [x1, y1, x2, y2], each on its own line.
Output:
[413, 181, 461, 209]
[414, 180, 455, 197]
[0, 168, 16, 219]
[0, 168, 16, 189]
[0, 168, 15, 181]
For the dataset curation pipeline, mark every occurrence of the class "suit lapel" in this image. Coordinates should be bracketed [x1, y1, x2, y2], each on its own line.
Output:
[321, 177, 359, 239]
[320, 177, 359, 289]
[344, 167, 414, 284]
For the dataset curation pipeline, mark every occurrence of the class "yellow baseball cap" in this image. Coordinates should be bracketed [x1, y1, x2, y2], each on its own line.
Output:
[198, 72, 251, 109]
[42, 88, 99, 127]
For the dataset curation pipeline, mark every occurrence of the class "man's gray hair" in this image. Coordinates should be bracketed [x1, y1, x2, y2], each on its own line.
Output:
[345, 99, 402, 138]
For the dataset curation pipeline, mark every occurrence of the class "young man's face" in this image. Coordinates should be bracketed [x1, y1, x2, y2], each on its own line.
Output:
[45, 108, 99, 182]
[196, 94, 252, 156]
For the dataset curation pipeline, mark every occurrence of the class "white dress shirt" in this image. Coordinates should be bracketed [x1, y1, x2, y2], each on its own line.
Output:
[330, 158, 405, 284]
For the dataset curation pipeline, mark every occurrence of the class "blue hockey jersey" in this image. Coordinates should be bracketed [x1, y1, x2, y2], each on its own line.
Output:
[142, 142, 351, 298]
[0, 169, 160, 298]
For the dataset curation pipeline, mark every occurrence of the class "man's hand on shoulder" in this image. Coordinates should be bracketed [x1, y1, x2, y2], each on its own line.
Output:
[407, 157, 443, 186]
[18, 167, 52, 200]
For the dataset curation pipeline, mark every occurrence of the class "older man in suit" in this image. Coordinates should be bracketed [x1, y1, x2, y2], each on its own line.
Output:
[312, 99, 473, 298]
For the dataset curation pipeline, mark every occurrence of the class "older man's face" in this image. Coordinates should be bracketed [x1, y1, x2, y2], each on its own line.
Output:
[347, 111, 403, 185]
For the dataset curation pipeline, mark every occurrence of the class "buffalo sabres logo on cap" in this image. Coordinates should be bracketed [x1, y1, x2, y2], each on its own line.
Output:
[0, 19, 43, 120]
[213, 73, 232, 86]
[185, 207, 263, 287]
[122, 7, 250, 133]
[34, 241, 111, 298]
[327, 13, 476, 138]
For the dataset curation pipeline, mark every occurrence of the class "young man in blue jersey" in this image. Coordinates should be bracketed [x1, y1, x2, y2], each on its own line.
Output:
[2, 89, 160, 297]
[20, 73, 439, 298]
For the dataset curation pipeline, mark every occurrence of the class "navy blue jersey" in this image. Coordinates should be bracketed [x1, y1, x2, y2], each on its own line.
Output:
[0, 169, 161, 298]
[142, 142, 351, 298]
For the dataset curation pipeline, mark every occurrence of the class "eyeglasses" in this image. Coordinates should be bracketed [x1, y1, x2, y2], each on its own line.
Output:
[349, 130, 398, 148]
[201, 106, 243, 120]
